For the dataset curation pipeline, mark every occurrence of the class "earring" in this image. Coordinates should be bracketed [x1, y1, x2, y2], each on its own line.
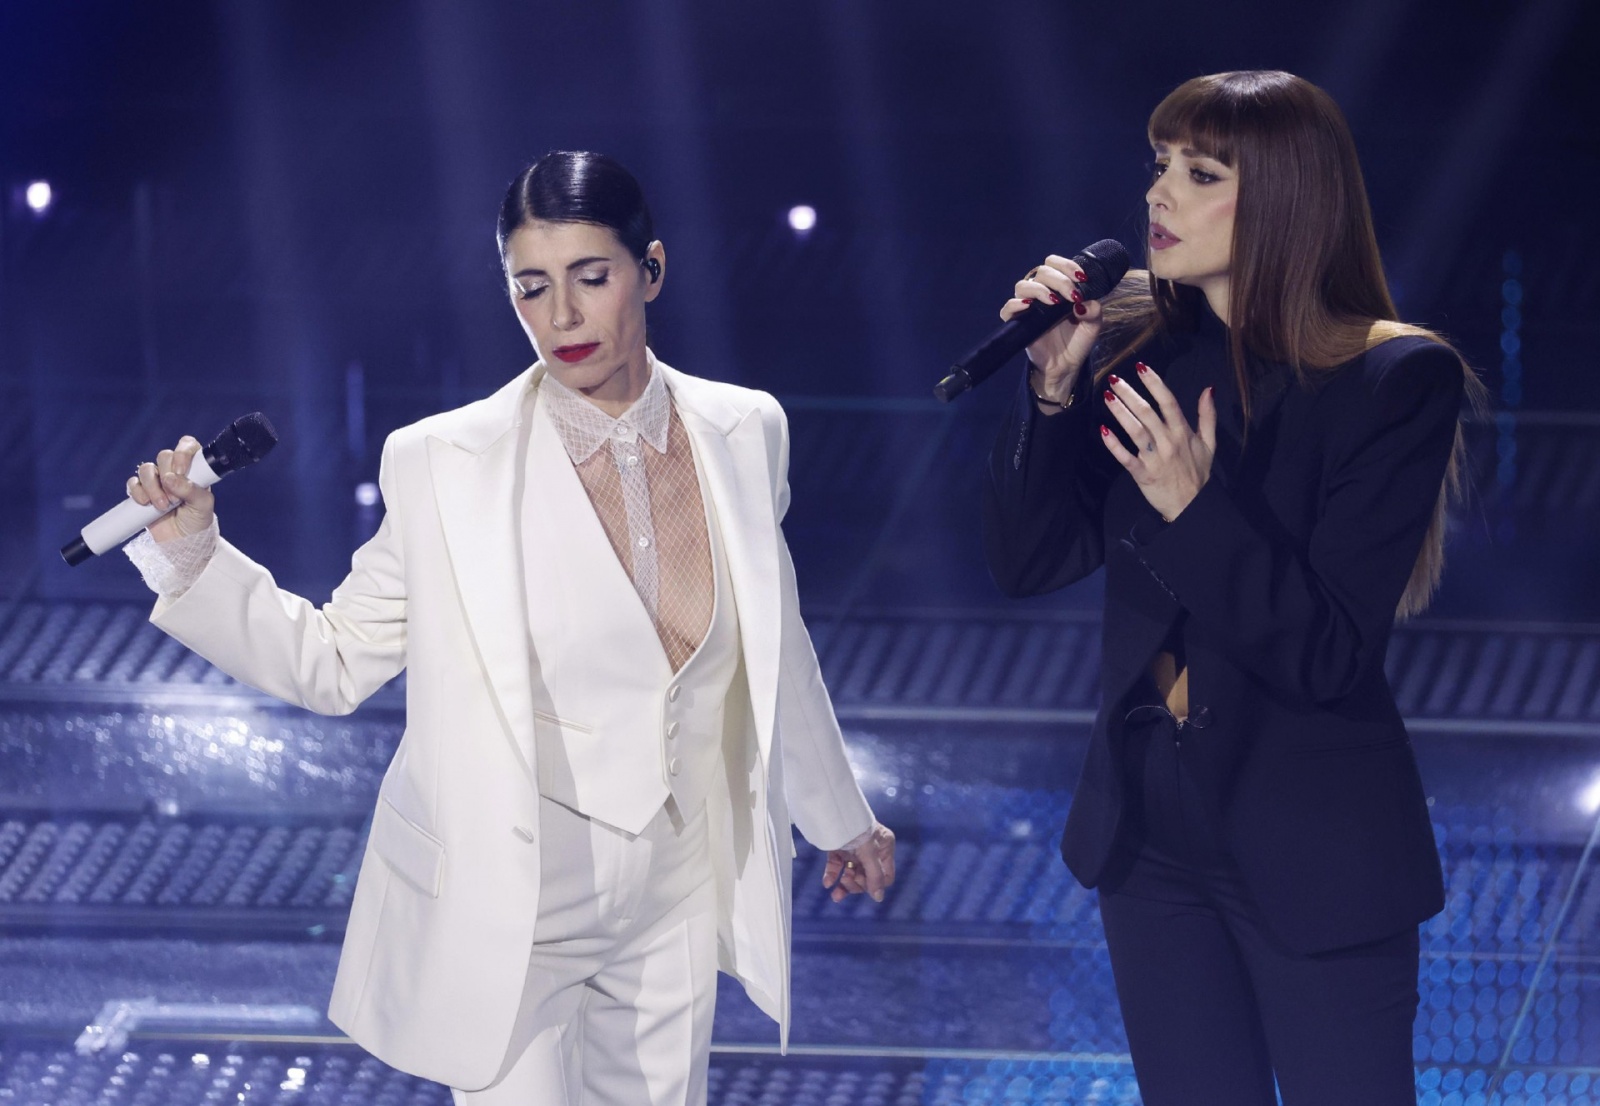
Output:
[644, 257, 661, 282]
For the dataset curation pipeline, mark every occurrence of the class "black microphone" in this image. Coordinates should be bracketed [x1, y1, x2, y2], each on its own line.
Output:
[934, 238, 1130, 402]
[60, 412, 279, 566]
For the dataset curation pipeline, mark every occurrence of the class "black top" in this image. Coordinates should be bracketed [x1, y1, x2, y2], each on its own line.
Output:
[983, 305, 1464, 953]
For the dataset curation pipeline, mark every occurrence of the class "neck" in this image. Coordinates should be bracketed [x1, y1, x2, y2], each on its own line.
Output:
[1202, 279, 1231, 326]
[576, 354, 651, 418]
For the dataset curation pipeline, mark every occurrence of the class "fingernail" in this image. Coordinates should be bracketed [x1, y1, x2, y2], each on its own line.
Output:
[1073, 270, 1088, 283]
[1075, 302, 1087, 316]
[1049, 292, 1062, 305]
[1071, 289, 1083, 303]
[872, 892, 885, 902]
[1136, 362, 1150, 375]
[1108, 374, 1120, 386]
[1104, 390, 1116, 403]
[1101, 425, 1112, 437]
[1021, 298, 1034, 305]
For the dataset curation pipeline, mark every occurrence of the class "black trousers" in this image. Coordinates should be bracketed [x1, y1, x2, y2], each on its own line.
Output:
[1096, 710, 1421, 1106]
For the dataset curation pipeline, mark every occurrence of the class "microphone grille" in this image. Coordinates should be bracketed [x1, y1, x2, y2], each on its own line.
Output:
[230, 412, 279, 460]
[1075, 239, 1132, 301]
[204, 412, 280, 476]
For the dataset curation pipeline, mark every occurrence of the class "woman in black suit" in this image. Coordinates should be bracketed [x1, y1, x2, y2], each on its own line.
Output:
[983, 70, 1482, 1106]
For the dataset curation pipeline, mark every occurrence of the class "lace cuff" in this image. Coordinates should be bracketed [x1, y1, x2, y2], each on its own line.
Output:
[124, 519, 220, 599]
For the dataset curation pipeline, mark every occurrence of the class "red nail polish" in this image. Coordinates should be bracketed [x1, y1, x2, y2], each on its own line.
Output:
[1073, 270, 1089, 283]
[1101, 425, 1112, 436]
[1108, 374, 1120, 386]
[1022, 298, 1034, 305]
[1071, 289, 1083, 303]
[1104, 389, 1116, 403]
[1136, 362, 1150, 375]
[1049, 292, 1062, 305]
[1075, 302, 1087, 316]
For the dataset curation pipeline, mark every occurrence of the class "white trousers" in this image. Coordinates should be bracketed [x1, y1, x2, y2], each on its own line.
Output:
[452, 794, 718, 1106]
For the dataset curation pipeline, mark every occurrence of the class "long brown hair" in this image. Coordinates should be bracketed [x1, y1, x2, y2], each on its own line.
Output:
[1097, 70, 1485, 619]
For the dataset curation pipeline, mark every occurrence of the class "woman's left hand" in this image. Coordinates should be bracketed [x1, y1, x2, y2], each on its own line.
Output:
[1101, 363, 1217, 522]
[822, 822, 896, 903]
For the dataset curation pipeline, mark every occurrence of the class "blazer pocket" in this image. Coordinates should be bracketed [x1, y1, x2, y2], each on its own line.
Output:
[371, 797, 445, 898]
[533, 710, 593, 733]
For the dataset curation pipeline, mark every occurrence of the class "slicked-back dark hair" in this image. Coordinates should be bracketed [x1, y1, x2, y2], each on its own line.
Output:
[496, 150, 654, 261]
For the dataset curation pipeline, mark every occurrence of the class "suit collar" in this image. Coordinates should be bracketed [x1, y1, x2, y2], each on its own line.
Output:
[433, 366, 537, 456]
[656, 359, 749, 437]
[427, 353, 781, 772]
[434, 351, 749, 455]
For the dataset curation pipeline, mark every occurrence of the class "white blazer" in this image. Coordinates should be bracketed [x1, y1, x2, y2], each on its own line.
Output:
[148, 359, 875, 1090]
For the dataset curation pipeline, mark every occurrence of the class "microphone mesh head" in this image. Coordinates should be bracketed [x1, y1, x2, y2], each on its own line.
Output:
[1076, 239, 1132, 301]
[230, 412, 279, 460]
[205, 412, 280, 476]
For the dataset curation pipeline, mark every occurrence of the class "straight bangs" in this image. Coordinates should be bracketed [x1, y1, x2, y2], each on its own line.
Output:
[1147, 78, 1239, 167]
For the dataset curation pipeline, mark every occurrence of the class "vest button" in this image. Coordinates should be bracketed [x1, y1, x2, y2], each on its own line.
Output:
[668, 757, 682, 776]
[668, 685, 681, 702]
[667, 722, 680, 739]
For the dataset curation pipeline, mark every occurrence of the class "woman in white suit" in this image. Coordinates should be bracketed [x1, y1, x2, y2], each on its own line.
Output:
[123, 150, 896, 1106]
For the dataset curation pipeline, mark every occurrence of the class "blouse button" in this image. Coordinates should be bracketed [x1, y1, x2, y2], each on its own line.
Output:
[637, 536, 651, 550]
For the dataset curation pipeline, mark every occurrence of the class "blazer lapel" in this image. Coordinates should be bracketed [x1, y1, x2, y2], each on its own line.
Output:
[665, 365, 782, 768]
[426, 370, 538, 766]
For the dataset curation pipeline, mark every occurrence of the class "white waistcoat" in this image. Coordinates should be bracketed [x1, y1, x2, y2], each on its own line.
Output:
[520, 396, 742, 835]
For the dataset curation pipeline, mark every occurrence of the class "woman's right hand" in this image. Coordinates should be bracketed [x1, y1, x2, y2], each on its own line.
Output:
[126, 436, 216, 543]
[1002, 254, 1106, 407]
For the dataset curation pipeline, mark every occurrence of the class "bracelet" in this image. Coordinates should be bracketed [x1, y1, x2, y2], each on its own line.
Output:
[1028, 366, 1075, 410]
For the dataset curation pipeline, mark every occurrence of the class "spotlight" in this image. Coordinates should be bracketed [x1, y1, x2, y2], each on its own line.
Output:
[787, 204, 817, 234]
[24, 180, 53, 215]
[1579, 773, 1600, 816]
[354, 482, 379, 508]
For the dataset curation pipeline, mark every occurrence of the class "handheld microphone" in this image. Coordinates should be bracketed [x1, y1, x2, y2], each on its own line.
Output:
[60, 412, 279, 566]
[934, 238, 1130, 402]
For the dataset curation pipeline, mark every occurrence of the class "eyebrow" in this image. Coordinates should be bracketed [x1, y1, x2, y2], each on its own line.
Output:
[510, 256, 614, 279]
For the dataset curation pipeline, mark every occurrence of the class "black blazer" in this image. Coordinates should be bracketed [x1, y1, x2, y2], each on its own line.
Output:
[983, 308, 1463, 954]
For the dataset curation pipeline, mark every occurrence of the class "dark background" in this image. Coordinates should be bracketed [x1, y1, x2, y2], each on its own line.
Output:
[2, 0, 1596, 613]
[3, 7, 1600, 1101]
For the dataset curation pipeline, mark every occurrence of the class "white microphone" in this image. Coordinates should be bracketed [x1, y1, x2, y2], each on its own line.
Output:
[60, 412, 279, 566]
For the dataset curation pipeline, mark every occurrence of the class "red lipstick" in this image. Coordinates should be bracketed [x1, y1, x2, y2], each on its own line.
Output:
[553, 342, 600, 363]
[1149, 223, 1181, 250]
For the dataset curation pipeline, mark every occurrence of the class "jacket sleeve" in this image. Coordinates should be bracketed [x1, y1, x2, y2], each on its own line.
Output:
[1130, 341, 1465, 705]
[762, 395, 876, 851]
[982, 364, 1122, 597]
[149, 433, 409, 715]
